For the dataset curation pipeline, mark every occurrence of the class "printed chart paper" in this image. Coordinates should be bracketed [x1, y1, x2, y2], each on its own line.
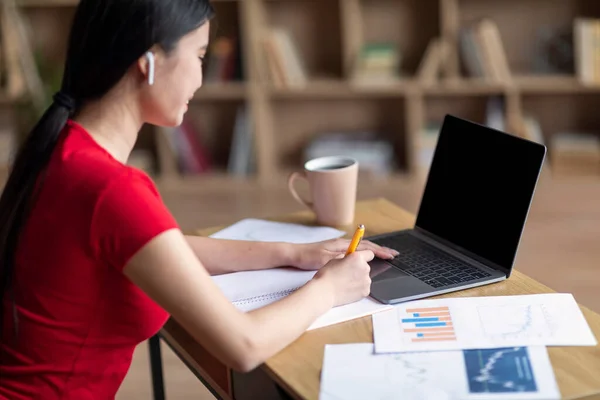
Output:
[319, 343, 561, 400]
[373, 293, 597, 353]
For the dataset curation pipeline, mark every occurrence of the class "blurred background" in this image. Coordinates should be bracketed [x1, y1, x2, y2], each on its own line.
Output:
[1, 0, 599, 398]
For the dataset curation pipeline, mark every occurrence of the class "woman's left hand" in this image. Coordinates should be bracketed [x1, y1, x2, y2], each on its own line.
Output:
[291, 238, 399, 271]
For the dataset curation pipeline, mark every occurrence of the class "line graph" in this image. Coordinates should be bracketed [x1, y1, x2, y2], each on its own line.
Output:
[386, 354, 430, 386]
[476, 304, 557, 341]
[463, 347, 538, 393]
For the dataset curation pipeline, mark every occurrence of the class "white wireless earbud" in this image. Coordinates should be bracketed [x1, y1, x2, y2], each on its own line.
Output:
[146, 51, 155, 85]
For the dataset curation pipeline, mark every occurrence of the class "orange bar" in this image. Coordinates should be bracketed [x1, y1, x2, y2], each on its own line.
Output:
[403, 327, 454, 333]
[412, 336, 456, 342]
[438, 317, 452, 321]
[410, 312, 451, 317]
[406, 306, 449, 313]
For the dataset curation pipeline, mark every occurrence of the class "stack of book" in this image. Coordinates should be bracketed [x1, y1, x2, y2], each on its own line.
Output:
[350, 43, 401, 85]
[574, 18, 600, 85]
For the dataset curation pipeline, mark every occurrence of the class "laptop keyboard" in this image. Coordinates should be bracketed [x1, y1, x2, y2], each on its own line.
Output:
[372, 234, 491, 289]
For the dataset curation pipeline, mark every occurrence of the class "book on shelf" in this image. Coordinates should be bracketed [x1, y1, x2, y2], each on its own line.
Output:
[204, 35, 243, 84]
[262, 27, 307, 89]
[416, 38, 449, 84]
[157, 108, 254, 177]
[459, 18, 512, 83]
[574, 18, 600, 85]
[159, 119, 212, 176]
[227, 105, 255, 177]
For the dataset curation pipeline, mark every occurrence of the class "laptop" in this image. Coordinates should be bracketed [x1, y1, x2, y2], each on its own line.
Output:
[367, 114, 547, 304]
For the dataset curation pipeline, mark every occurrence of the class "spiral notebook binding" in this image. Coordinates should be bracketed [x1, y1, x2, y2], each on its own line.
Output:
[233, 287, 301, 306]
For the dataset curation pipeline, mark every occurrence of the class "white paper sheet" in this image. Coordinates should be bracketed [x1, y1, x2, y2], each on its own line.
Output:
[209, 219, 392, 330]
[209, 218, 347, 243]
[319, 343, 561, 400]
[372, 293, 597, 353]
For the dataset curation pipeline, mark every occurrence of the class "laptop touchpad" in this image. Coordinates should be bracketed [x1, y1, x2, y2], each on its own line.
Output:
[369, 259, 433, 298]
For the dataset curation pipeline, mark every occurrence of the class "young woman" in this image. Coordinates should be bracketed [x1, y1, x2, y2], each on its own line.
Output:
[0, 1, 398, 398]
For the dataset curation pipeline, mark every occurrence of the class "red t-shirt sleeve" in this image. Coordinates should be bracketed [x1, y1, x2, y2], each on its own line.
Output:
[90, 171, 179, 271]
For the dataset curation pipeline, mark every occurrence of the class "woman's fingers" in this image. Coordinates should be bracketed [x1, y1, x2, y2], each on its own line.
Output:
[358, 240, 398, 259]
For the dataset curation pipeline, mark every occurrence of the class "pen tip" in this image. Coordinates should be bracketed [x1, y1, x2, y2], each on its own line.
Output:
[358, 224, 365, 229]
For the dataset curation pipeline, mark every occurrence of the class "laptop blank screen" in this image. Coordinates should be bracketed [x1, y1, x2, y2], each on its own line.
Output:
[415, 115, 546, 273]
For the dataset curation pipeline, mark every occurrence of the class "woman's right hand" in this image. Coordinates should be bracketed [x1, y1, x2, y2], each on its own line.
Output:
[312, 250, 375, 307]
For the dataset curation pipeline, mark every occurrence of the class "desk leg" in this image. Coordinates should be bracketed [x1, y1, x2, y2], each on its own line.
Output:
[148, 334, 166, 400]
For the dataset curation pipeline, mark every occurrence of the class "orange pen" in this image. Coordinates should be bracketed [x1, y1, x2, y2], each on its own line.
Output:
[345, 224, 365, 256]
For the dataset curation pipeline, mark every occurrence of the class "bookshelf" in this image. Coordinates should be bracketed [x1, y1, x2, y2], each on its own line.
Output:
[2, 0, 600, 183]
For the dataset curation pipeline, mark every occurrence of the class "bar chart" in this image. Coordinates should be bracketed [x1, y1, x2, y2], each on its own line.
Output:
[373, 294, 597, 354]
[400, 306, 456, 342]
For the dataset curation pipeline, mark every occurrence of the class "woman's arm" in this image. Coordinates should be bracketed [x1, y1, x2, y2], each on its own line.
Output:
[185, 235, 397, 276]
[185, 235, 294, 275]
[124, 228, 373, 372]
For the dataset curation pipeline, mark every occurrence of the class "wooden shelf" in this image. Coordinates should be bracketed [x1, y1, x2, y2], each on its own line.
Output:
[18, 0, 238, 6]
[268, 79, 411, 99]
[10, 0, 600, 182]
[193, 83, 247, 101]
[422, 79, 506, 96]
[515, 75, 600, 94]
[17, 0, 77, 7]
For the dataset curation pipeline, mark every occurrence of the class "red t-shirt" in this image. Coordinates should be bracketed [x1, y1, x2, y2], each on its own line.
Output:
[0, 120, 179, 399]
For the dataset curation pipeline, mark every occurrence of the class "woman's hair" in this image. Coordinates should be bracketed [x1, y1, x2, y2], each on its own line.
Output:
[0, 0, 214, 339]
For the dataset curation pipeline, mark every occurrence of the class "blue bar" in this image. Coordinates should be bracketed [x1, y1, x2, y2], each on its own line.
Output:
[413, 313, 420, 317]
[415, 322, 447, 327]
[401, 317, 439, 323]
[417, 333, 424, 337]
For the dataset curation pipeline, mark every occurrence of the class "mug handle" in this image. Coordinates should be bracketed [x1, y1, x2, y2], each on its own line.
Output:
[287, 171, 314, 211]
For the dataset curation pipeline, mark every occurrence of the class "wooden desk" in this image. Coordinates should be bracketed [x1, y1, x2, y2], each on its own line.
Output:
[160, 198, 600, 400]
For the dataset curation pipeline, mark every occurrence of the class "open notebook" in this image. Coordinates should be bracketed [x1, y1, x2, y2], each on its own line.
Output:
[209, 219, 393, 330]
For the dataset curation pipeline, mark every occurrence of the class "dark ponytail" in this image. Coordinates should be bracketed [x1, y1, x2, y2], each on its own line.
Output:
[0, 0, 214, 340]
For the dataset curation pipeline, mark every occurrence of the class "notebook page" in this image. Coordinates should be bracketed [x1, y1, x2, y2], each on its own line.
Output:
[209, 219, 393, 330]
[211, 267, 317, 305]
